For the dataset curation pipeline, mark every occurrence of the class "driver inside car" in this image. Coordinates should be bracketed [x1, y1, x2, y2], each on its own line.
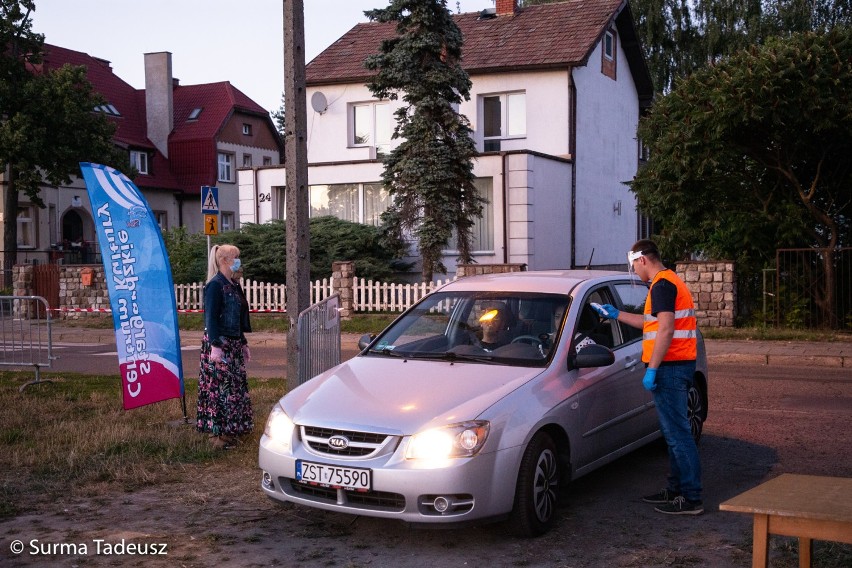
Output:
[475, 301, 514, 351]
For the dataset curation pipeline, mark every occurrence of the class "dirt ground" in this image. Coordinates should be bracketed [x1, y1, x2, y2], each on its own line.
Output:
[2, 360, 851, 568]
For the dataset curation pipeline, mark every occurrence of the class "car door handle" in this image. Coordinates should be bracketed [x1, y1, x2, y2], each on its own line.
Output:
[624, 358, 640, 370]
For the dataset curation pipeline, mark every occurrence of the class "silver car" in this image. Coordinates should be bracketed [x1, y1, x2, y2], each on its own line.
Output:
[259, 270, 709, 536]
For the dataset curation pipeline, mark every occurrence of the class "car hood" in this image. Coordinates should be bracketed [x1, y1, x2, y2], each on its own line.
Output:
[282, 356, 544, 434]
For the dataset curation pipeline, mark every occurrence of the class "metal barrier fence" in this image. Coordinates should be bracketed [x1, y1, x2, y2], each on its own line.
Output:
[776, 248, 852, 329]
[297, 294, 341, 385]
[0, 296, 54, 391]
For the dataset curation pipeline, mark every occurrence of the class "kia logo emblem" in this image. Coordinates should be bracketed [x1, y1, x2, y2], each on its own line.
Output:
[328, 435, 350, 449]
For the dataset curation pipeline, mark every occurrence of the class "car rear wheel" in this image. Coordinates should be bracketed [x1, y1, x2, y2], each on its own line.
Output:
[687, 382, 707, 443]
[509, 431, 560, 537]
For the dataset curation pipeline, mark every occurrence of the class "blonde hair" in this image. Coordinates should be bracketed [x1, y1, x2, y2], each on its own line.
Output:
[206, 244, 240, 282]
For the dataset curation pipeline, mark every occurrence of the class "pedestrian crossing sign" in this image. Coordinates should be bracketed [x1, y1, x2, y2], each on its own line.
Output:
[201, 186, 219, 214]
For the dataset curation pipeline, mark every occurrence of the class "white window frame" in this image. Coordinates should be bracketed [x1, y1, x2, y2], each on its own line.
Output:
[221, 212, 235, 232]
[350, 101, 391, 156]
[218, 152, 234, 182]
[444, 178, 494, 254]
[242, 153, 252, 168]
[130, 150, 149, 174]
[242, 123, 252, 135]
[17, 204, 37, 249]
[154, 211, 168, 231]
[482, 92, 526, 152]
[604, 30, 615, 61]
[308, 182, 390, 226]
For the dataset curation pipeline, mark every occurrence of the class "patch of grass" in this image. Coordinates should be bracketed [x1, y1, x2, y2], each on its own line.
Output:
[701, 326, 852, 342]
[0, 371, 286, 519]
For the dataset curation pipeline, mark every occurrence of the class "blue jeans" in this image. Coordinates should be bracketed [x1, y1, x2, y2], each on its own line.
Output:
[653, 362, 702, 502]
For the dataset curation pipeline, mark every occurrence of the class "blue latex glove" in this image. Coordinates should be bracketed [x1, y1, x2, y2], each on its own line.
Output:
[643, 367, 658, 391]
[593, 303, 620, 319]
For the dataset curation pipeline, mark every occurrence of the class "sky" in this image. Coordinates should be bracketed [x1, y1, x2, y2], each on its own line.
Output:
[31, 0, 497, 113]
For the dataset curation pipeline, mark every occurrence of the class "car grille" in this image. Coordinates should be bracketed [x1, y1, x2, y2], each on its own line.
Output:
[287, 480, 405, 512]
[301, 426, 397, 458]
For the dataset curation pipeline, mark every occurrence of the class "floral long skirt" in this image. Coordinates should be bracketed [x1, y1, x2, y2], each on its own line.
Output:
[196, 334, 253, 437]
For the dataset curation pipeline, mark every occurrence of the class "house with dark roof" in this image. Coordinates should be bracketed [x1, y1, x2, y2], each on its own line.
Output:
[240, 0, 653, 276]
[5, 45, 282, 265]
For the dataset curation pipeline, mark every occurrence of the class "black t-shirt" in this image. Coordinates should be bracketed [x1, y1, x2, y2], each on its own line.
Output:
[649, 273, 677, 316]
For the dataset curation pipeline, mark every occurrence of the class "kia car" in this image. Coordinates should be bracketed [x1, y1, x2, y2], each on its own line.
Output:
[259, 270, 709, 536]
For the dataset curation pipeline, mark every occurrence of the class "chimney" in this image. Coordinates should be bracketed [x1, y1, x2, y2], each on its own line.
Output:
[144, 52, 174, 158]
[496, 0, 518, 16]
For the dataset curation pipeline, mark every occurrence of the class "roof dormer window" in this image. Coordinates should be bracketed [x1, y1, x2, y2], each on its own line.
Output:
[188, 107, 203, 121]
[130, 150, 149, 175]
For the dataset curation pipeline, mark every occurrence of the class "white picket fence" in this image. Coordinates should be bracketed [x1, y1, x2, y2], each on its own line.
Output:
[174, 276, 455, 313]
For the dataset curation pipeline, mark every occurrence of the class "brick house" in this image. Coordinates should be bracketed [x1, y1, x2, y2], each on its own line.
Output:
[1, 44, 282, 268]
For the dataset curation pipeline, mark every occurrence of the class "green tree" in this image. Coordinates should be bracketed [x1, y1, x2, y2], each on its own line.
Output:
[163, 217, 411, 284]
[632, 28, 852, 326]
[0, 0, 128, 285]
[161, 226, 207, 284]
[364, 0, 483, 281]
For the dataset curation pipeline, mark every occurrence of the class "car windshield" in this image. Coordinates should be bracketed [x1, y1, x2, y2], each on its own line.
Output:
[365, 291, 571, 367]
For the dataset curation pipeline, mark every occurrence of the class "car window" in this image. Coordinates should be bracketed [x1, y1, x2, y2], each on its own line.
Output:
[367, 291, 569, 366]
[613, 281, 648, 344]
[574, 288, 618, 351]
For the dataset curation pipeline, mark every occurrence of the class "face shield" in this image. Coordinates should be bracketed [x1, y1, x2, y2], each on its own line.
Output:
[627, 249, 644, 282]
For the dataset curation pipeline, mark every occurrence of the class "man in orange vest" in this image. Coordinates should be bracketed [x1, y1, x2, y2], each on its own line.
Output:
[594, 239, 703, 515]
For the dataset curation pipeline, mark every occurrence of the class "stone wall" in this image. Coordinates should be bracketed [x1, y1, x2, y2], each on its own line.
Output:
[331, 260, 354, 320]
[675, 261, 736, 328]
[59, 265, 110, 319]
[12, 264, 110, 320]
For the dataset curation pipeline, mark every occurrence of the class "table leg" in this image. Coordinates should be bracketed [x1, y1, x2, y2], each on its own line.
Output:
[798, 537, 812, 568]
[753, 514, 770, 568]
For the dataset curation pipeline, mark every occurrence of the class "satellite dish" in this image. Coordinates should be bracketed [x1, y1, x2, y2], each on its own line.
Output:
[310, 91, 328, 114]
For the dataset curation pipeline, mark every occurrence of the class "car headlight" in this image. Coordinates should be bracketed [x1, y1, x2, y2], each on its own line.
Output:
[405, 421, 490, 460]
[264, 402, 296, 449]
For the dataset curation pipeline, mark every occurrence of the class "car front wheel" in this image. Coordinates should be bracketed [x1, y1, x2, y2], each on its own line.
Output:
[508, 431, 560, 537]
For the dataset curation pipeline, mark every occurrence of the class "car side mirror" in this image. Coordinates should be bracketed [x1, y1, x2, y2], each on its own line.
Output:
[358, 333, 376, 351]
[570, 344, 615, 369]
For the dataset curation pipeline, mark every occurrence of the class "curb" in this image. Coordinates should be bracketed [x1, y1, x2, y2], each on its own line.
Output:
[708, 353, 847, 368]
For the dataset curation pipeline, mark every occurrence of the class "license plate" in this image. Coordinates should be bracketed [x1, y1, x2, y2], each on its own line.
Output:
[296, 460, 371, 490]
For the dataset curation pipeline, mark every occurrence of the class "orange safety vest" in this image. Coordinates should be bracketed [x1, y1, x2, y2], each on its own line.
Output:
[642, 270, 697, 363]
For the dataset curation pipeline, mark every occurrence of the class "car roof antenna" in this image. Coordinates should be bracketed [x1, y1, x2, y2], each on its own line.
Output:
[584, 248, 595, 270]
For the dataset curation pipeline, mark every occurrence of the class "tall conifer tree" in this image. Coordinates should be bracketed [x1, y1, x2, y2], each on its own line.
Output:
[364, 0, 483, 281]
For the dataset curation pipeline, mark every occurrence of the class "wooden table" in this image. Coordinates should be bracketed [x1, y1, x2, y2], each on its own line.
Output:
[719, 473, 852, 568]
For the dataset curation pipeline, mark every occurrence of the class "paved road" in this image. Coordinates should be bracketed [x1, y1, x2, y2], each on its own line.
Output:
[2, 325, 850, 379]
[5, 326, 852, 380]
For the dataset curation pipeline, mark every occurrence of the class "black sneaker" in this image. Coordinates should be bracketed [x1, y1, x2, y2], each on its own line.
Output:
[641, 488, 681, 504]
[654, 496, 703, 515]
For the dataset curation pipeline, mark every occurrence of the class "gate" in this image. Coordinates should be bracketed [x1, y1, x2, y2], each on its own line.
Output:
[776, 248, 852, 329]
[0, 295, 54, 390]
[32, 264, 60, 317]
[297, 294, 341, 385]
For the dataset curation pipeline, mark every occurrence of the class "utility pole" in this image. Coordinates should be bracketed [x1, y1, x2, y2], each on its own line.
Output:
[283, 0, 310, 392]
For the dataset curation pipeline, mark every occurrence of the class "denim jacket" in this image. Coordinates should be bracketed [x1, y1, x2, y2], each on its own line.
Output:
[204, 272, 252, 346]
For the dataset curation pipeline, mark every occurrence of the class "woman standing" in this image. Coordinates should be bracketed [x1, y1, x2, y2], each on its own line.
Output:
[196, 244, 253, 449]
